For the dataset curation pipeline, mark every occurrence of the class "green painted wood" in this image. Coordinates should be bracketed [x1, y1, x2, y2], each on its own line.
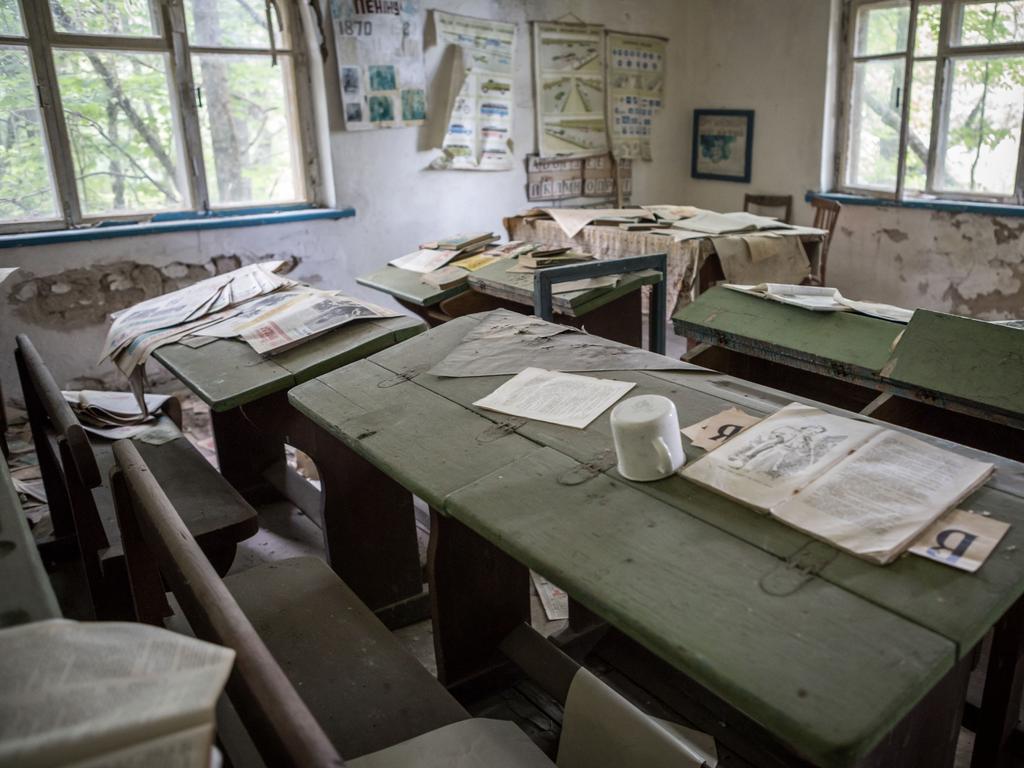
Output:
[445, 447, 955, 768]
[672, 287, 903, 378]
[0, 459, 61, 625]
[287, 360, 543, 510]
[467, 260, 660, 316]
[154, 316, 426, 411]
[357, 266, 467, 307]
[882, 310, 1024, 422]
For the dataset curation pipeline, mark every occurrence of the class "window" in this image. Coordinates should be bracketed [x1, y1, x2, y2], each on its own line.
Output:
[0, 0, 319, 232]
[839, 0, 1024, 203]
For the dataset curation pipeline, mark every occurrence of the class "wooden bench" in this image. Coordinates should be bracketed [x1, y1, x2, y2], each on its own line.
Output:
[14, 334, 258, 620]
[110, 439, 554, 767]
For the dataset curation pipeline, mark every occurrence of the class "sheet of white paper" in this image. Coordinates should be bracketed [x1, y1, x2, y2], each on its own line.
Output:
[0, 267, 18, 284]
[473, 367, 635, 429]
[389, 249, 462, 273]
[909, 508, 1010, 572]
[551, 275, 619, 294]
[545, 208, 654, 239]
[532, 572, 569, 621]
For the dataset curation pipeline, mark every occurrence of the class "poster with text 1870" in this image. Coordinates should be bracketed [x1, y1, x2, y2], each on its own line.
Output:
[330, 0, 427, 131]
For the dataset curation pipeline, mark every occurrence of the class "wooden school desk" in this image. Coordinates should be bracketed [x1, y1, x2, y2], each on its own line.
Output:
[288, 312, 1024, 768]
[152, 315, 430, 628]
[357, 260, 661, 347]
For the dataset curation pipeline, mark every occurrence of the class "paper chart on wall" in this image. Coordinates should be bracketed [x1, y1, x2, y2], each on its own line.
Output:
[431, 12, 516, 170]
[533, 21, 609, 157]
[330, 0, 427, 130]
[606, 32, 666, 160]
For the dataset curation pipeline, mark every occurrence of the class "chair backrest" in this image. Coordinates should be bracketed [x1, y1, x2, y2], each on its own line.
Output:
[110, 439, 345, 768]
[810, 197, 842, 284]
[743, 193, 793, 224]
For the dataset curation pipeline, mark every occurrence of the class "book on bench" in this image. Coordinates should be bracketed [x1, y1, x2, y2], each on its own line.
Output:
[681, 403, 994, 564]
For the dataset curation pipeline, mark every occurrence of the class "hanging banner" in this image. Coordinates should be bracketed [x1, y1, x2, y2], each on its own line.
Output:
[330, 0, 428, 131]
[606, 32, 666, 160]
[430, 12, 516, 171]
[532, 21, 608, 158]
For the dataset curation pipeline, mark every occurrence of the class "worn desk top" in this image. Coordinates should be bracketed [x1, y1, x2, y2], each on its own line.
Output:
[289, 312, 1024, 768]
[0, 459, 61, 626]
[153, 315, 425, 412]
[358, 260, 659, 317]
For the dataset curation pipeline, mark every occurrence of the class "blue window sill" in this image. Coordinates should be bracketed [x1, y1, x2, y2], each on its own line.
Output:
[0, 205, 356, 249]
[806, 191, 1024, 218]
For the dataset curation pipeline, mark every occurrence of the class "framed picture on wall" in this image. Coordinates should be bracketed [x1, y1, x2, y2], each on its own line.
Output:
[691, 109, 754, 183]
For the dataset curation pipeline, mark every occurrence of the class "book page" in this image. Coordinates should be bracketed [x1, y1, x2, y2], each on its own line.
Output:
[0, 620, 233, 768]
[773, 430, 994, 564]
[473, 367, 634, 429]
[681, 403, 881, 512]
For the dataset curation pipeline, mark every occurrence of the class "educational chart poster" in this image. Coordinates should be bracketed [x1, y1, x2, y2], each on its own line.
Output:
[431, 12, 517, 171]
[533, 21, 609, 157]
[606, 32, 666, 161]
[330, 0, 427, 130]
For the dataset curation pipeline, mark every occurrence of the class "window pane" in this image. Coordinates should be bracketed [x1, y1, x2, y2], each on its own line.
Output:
[184, 0, 284, 49]
[954, 1, 1024, 45]
[192, 54, 299, 205]
[846, 58, 906, 190]
[855, 2, 910, 56]
[903, 60, 936, 192]
[55, 49, 184, 214]
[915, 2, 942, 56]
[938, 55, 1024, 195]
[0, 0, 24, 36]
[0, 48, 59, 222]
[49, 0, 158, 36]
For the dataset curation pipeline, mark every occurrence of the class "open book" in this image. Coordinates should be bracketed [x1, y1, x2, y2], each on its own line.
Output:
[681, 403, 994, 564]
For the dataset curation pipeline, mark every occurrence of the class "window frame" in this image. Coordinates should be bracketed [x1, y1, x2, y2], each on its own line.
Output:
[0, 0, 322, 234]
[836, 0, 1024, 205]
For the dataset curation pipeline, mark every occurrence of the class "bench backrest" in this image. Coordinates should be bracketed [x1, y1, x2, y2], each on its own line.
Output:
[110, 439, 345, 768]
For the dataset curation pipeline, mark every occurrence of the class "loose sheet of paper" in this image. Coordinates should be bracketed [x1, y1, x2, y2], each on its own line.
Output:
[532, 572, 569, 621]
[389, 249, 461, 273]
[909, 508, 1010, 572]
[681, 407, 761, 451]
[473, 367, 634, 429]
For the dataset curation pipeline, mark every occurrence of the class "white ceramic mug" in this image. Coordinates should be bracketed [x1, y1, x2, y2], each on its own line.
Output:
[610, 395, 685, 482]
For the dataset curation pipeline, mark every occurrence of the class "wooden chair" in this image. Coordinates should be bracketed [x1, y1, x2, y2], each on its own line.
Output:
[809, 197, 842, 285]
[14, 334, 258, 620]
[743, 193, 793, 224]
[110, 439, 554, 767]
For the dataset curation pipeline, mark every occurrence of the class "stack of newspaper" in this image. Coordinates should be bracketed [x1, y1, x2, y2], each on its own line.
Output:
[62, 390, 172, 438]
[389, 232, 500, 274]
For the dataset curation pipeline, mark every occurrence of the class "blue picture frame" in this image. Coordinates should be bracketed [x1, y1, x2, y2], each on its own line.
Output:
[691, 109, 754, 183]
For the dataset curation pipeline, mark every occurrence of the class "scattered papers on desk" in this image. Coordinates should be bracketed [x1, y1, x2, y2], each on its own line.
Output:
[62, 389, 179, 440]
[725, 283, 915, 323]
[429, 310, 696, 377]
[420, 232, 498, 252]
[641, 205, 702, 222]
[673, 210, 792, 235]
[909, 508, 1010, 572]
[474, 367, 635, 428]
[389, 249, 462, 273]
[420, 266, 469, 290]
[682, 403, 994, 564]
[544, 208, 655, 238]
[481, 241, 542, 259]
[0, 619, 233, 768]
[451, 253, 501, 271]
[681, 407, 760, 451]
[551, 275, 619, 294]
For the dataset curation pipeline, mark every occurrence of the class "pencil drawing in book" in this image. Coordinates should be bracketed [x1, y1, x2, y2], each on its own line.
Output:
[724, 423, 846, 482]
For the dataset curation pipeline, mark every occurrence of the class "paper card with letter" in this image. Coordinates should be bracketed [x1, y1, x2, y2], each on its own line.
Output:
[330, 0, 427, 130]
[606, 32, 666, 161]
[682, 403, 994, 564]
[533, 21, 609, 157]
[681, 407, 760, 451]
[431, 12, 516, 171]
[909, 508, 1010, 572]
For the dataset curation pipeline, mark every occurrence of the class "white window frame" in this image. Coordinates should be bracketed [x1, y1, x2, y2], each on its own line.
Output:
[0, 0, 322, 234]
[836, 0, 1024, 204]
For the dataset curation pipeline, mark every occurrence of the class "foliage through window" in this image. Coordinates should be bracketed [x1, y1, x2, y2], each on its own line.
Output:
[840, 0, 1024, 202]
[0, 0, 316, 231]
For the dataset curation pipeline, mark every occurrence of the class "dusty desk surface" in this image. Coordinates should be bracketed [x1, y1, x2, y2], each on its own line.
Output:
[153, 315, 425, 412]
[0, 459, 61, 626]
[289, 312, 1024, 768]
[357, 266, 469, 308]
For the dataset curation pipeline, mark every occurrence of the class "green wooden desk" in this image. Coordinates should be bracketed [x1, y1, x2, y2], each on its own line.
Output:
[0, 459, 61, 627]
[153, 315, 430, 627]
[289, 312, 1024, 768]
[673, 287, 1024, 462]
[358, 261, 661, 347]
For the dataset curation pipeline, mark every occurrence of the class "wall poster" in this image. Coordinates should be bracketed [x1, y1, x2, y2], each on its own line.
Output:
[431, 11, 516, 170]
[330, 0, 427, 130]
[606, 32, 666, 161]
[532, 21, 608, 157]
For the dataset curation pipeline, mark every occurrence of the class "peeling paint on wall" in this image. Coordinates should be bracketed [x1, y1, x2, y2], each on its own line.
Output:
[9, 254, 298, 329]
